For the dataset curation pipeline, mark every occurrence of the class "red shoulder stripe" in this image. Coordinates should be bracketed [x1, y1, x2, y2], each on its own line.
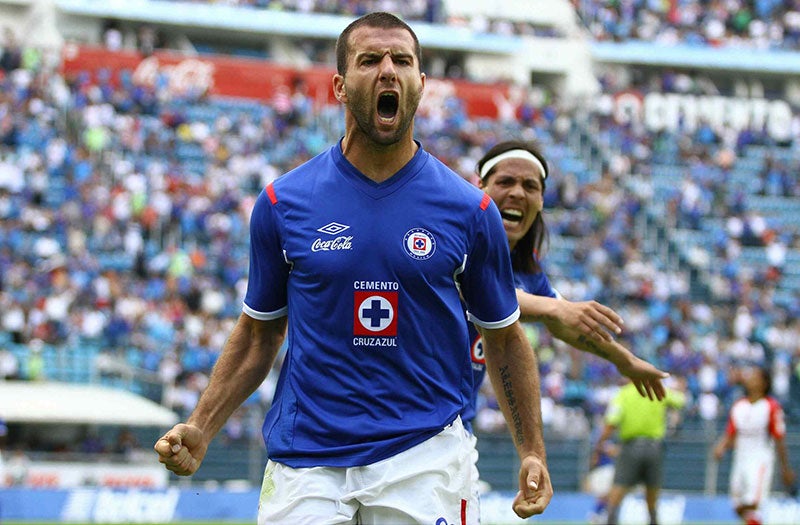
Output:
[266, 183, 277, 204]
[766, 397, 786, 438]
[479, 193, 491, 210]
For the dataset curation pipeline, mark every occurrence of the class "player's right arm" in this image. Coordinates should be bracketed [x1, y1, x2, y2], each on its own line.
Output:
[713, 416, 735, 461]
[154, 313, 287, 476]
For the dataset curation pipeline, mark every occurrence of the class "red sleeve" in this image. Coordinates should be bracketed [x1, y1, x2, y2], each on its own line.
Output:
[266, 182, 278, 204]
[767, 397, 786, 439]
[725, 400, 739, 437]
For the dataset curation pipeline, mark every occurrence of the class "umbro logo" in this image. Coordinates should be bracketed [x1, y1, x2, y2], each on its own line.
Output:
[317, 222, 350, 235]
[312, 222, 353, 252]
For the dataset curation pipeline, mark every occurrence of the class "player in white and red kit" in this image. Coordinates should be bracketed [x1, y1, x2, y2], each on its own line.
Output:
[714, 366, 795, 525]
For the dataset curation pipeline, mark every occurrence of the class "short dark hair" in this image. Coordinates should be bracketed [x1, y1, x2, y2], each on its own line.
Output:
[476, 140, 550, 274]
[335, 12, 422, 76]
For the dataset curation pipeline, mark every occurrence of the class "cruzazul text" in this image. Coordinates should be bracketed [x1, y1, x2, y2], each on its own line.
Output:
[311, 236, 353, 252]
[353, 337, 398, 347]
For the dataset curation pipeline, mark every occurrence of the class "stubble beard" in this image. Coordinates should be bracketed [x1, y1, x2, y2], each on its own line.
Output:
[349, 90, 421, 146]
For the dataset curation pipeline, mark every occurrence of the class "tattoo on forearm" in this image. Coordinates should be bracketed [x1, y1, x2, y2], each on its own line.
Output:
[499, 365, 524, 445]
[576, 335, 610, 359]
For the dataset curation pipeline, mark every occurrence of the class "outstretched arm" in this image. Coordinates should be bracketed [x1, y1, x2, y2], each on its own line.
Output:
[481, 321, 553, 518]
[518, 291, 668, 400]
[517, 292, 623, 342]
[154, 313, 287, 476]
[546, 320, 667, 400]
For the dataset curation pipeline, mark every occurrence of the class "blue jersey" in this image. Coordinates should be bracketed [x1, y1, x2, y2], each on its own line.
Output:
[464, 265, 557, 428]
[243, 142, 519, 467]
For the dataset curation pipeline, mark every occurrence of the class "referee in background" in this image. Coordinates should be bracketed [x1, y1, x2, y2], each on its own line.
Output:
[594, 377, 686, 525]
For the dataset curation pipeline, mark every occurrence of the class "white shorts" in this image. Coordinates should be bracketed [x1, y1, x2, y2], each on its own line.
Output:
[730, 454, 774, 509]
[258, 416, 476, 525]
[467, 431, 482, 524]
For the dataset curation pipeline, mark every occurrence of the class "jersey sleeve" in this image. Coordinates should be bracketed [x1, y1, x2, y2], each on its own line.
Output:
[519, 269, 558, 298]
[767, 397, 787, 439]
[725, 402, 738, 437]
[461, 194, 520, 328]
[242, 185, 290, 319]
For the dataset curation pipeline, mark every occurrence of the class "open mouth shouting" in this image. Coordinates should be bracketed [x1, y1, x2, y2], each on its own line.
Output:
[377, 91, 399, 124]
[500, 208, 524, 228]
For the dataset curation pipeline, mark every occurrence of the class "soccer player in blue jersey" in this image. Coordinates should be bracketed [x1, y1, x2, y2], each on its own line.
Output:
[155, 12, 551, 523]
[463, 140, 669, 521]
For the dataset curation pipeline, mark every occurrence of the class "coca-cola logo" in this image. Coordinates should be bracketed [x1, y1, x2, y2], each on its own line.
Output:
[311, 235, 353, 252]
[132, 56, 215, 96]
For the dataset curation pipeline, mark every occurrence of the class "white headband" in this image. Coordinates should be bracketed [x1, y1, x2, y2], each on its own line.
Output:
[479, 149, 547, 181]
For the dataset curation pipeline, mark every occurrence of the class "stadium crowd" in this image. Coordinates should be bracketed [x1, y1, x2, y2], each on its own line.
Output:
[573, 0, 800, 50]
[156, 0, 555, 37]
[162, 0, 445, 23]
[0, 20, 799, 457]
[143, 0, 800, 48]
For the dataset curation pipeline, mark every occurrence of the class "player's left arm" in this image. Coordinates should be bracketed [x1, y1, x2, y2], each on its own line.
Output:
[544, 318, 668, 401]
[775, 433, 795, 488]
[771, 400, 795, 488]
[517, 292, 624, 342]
[481, 321, 553, 518]
[516, 287, 667, 400]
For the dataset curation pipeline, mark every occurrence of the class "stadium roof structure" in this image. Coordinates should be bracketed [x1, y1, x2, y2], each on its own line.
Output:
[55, 0, 523, 54]
[0, 381, 179, 427]
[591, 41, 800, 75]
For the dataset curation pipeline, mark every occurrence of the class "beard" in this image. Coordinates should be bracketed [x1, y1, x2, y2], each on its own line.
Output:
[347, 88, 421, 146]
